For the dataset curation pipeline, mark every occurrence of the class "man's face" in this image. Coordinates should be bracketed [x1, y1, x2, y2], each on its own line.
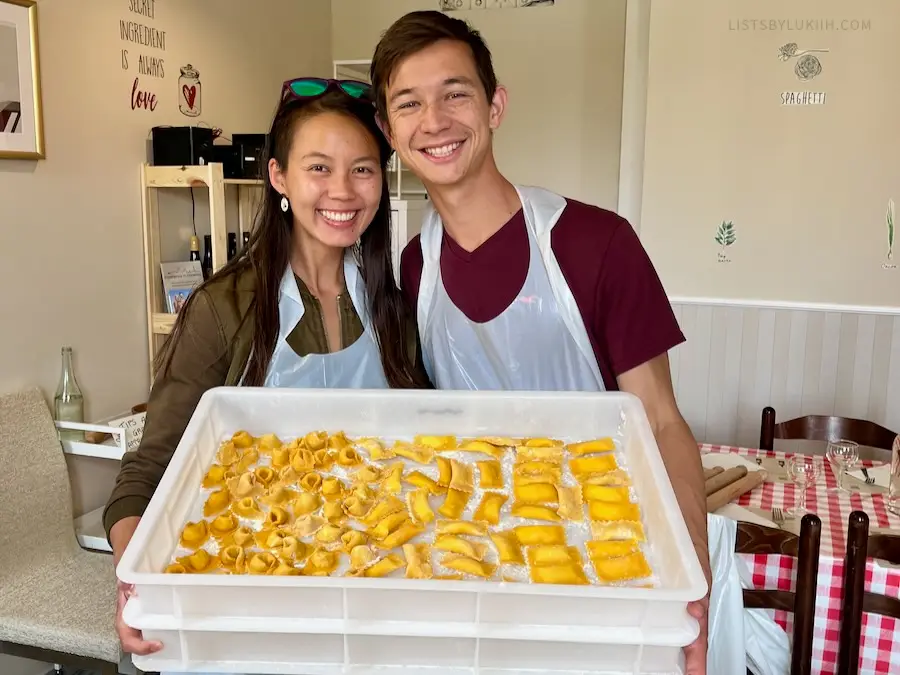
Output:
[382, 39, 506, 188]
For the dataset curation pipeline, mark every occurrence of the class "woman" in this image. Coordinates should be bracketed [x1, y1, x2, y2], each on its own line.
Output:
[105, 77, 431, 659]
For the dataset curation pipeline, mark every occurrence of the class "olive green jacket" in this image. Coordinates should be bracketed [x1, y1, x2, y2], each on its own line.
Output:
[103, 266, 428, 539]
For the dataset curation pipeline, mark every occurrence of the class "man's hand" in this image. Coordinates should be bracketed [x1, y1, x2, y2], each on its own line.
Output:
[110, 516, 163, 656]
[618, 354, 711, 674]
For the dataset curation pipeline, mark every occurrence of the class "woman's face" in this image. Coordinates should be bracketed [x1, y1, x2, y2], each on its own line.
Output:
[270, 111, 383, 252]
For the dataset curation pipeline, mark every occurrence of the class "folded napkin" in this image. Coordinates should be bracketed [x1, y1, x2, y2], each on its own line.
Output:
[847, 463, 892, 488]
[715, 503, 778, 528]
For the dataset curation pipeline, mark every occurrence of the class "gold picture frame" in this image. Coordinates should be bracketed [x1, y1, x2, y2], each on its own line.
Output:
[0, 0, 44, 159]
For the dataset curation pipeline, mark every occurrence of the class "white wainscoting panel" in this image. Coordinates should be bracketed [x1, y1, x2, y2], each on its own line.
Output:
[669, 304, 900, 448]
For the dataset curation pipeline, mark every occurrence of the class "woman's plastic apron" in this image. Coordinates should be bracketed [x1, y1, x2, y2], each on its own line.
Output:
[261, 251, 388, 388]
[417, 185, 605, 391]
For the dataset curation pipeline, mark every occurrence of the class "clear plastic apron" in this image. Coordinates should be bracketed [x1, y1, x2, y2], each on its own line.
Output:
[416, 185, 606, 392]
[259, 251, 388, 389]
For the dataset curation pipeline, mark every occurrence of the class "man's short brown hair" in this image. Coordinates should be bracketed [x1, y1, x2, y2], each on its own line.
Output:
[370, 10, 498, 124]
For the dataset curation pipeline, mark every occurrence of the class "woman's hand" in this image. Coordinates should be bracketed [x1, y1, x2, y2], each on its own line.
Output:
[110, 516, 163, 655]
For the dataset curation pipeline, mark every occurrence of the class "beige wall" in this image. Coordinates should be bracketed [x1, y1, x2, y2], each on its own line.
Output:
[0, 0, 332, 422]
[330, 0, 626, 209]
[639, 0, 899, 310]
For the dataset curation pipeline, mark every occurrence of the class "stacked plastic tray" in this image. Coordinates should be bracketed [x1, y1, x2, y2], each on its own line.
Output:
[118, 387, 707, 674]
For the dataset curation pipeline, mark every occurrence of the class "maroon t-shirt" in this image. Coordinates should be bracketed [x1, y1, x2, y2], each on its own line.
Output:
[400, 198, 685, 391]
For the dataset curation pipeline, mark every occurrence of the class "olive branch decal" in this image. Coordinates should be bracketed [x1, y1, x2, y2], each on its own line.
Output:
[715, 221, 736, 252]
[888, 199, 895, 261]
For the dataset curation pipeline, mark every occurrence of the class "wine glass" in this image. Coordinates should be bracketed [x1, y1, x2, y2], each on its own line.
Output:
[826, 440, 859, 493]
[787, 456, 819, 516]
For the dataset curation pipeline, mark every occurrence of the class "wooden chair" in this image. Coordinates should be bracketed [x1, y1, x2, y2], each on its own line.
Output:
[759, 406, 897, 455]
[837, 510, 900, 675]
[736, 513, 822, 675]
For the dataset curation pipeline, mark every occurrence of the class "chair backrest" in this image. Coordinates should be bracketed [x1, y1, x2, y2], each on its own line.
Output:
[838, 510, 900, 675]
[736, 513, 822, 675]
[759, 406, 897, 452]
[0, 388, 77, 580]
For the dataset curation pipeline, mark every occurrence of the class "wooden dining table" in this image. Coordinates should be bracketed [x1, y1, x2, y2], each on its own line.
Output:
[702, 443, 900, 675]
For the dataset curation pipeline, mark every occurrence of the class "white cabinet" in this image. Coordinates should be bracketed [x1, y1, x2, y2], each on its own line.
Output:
[389, 198, 430, 285]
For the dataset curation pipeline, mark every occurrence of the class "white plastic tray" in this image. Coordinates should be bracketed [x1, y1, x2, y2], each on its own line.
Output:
[118, 387, 706, 674]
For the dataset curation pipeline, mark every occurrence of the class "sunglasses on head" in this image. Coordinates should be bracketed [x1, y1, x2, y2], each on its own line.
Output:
[280, 77, 372, 104]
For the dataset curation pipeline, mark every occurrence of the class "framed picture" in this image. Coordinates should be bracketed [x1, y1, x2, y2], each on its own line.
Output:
[0, 0, 44, 159]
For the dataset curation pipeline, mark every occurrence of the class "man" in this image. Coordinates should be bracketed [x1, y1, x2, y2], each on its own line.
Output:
[370, 10, 710, 673]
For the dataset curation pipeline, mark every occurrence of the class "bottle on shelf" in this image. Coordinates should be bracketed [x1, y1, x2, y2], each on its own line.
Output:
[189, 235, 201, 261]
[55, 346, 85, 442]
[227, 233, 237, 261]
[202, 234, 213, 280]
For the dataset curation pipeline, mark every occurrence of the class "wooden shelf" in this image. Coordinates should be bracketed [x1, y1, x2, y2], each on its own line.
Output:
[152, 312, 176, 335]
[75, 506, 112, 553]
[225, 178, 264, 186]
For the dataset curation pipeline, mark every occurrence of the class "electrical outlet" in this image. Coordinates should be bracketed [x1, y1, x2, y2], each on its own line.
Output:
[440, 0, 471, 11]
[471, 0, 486, 8]
[485, 0, 517, 8]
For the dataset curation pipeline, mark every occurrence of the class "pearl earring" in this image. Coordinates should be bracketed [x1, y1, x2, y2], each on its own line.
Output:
[280, 195, 289, 212]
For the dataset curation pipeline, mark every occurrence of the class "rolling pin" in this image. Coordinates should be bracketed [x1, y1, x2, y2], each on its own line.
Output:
[704, 466, 748, 496]
[707, 470, 767, 512]
[703, 467, 724, 480]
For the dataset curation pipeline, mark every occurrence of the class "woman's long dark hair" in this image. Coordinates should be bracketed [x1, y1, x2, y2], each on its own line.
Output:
[155, 90, 429, 389]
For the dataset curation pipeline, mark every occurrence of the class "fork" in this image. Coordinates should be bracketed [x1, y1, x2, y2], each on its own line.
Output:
[771, 507, 785, 527]
[861, 467, 876, 485]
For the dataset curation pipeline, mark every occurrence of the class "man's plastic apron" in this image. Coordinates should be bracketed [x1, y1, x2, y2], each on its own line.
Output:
[260, 250, 388, 388]
[417, 185, 605, 391]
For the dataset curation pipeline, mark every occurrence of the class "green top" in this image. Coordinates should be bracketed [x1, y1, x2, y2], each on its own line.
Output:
[103, 265, 429, 539]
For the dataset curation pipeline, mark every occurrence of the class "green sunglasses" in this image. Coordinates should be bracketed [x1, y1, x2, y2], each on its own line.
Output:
[280, 77, 372, 104]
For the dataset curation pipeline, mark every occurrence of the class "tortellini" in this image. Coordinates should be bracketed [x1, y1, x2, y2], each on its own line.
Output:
[166, 430, 653, 587]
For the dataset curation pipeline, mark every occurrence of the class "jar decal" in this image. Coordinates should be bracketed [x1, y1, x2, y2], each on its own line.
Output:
[179, 64, 201, 117]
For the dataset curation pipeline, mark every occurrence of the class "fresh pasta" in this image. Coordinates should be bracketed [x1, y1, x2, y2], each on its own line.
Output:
[168, 430, 655, 586]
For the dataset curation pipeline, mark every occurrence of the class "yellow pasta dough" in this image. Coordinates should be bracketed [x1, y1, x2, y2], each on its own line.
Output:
[442, 553, 496, 579]
[514, 525, 566, 547]
[321, 477, 345, 501]
[202, 464, 227, 488]
[582, 484, 630, 503]
[436, 519, 487, 537]
[590, 520, 646, 542]
[476, 460, 503, 489]
[203, 488, 232, 517]
[530, 563, 588, 585]
[569, 454, 618, 478]
[586, 539, 640, 559]
[364, 553, 404, 578]
[588, 500, 641, 523]
[490, 530, 524, 564]
[448, 459, 475, 493]
[175, 549, 220, 573]
[437, 488, 470, 519]
[434, 534, 488, 561]
[179, 520, 210, 549]
[591, 551, 652, 582]
[527, 545, 583, 568]
[511, 502, 560, 522]
[414, 434, 457, 451]
[174, 428, 653, 587]
[406, 470, 444, 495]
[473, 492, 508, 525]
[567, 438, 615, 455]
[209, 513, 239, 539]
[458, 440, 504, 459]
[407, 488, 436, 525]
[513, 482, 558, 504]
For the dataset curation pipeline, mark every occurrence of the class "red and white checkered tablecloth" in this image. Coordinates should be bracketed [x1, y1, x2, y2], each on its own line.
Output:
[702, 444, 900, 675]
